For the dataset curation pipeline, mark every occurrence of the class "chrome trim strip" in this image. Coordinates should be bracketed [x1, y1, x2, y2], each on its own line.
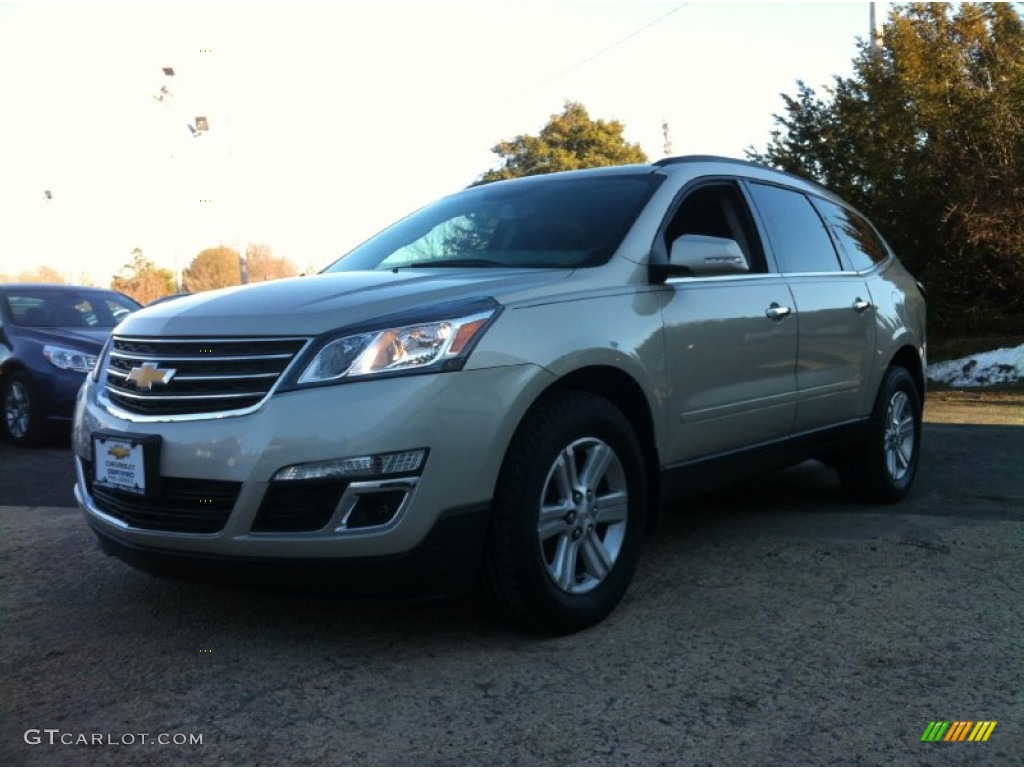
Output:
[665, 270, 867, 284]
[333, 477, 418, 533]
[110, 351, 296, 363]
[665, 273, 787, 285]
[104, 388, 264, 402]
[107, 370, 278, 383]
[97, 391, 269, 421]
[115, 335, 309, 344]
[164, 372, 280, 382]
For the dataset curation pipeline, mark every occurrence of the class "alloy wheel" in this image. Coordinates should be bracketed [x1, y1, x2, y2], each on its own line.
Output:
[536, 437, 629, 594]
[883, 390, 915, 482]
[3, 379, 31, 440]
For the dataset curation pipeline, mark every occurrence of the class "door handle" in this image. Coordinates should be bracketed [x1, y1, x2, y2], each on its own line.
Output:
[765, 303, 792, 320]
[852, 298, 872, 313]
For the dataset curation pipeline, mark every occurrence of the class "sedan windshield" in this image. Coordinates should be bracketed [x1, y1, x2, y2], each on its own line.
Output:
[324, 173, 662, 272]
[5, 290, 139, 328]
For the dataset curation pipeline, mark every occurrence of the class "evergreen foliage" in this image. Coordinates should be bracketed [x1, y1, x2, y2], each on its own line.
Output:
[750, 2, 1024, 334]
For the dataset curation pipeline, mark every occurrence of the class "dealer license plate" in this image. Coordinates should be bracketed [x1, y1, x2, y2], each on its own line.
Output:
[92, 433, 158, 496]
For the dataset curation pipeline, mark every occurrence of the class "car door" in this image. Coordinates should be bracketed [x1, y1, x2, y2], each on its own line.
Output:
[658, 181, 799, 464]
[745, 182, 876, 433]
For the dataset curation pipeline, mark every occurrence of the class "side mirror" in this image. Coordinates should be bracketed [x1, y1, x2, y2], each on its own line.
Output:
[668, 234, 749, 277]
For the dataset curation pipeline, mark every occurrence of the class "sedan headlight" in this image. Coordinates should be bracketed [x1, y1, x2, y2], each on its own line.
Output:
[43, 345, 98, 373]
[296, 305, 498, 385]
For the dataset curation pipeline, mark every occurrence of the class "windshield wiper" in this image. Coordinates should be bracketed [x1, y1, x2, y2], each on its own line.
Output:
[404, 258, 508, 269]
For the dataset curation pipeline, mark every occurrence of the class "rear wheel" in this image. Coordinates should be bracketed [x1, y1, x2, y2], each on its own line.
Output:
[838, 365, 922, 503]
[2, 371, 42, 447]
[481, 392, 647, 635]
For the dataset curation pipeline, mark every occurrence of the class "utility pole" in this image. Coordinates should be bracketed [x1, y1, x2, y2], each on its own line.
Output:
[869, 2, 885, 52]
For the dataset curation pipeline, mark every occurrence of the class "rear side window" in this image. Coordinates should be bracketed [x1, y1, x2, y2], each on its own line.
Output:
[814, 198, 890, 271]
[747, 182, 842, 273]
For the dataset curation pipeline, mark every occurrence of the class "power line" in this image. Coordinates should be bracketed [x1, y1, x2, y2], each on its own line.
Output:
[523, 3, 690, 94]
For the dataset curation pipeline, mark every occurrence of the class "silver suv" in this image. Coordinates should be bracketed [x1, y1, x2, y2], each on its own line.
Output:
[73, 156, 926, 634]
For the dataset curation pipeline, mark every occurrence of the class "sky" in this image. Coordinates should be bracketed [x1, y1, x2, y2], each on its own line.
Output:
[0, 1, 880, 286]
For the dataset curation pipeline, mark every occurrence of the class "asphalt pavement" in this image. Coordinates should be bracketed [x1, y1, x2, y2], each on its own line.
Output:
[0, 400, 1021, 766]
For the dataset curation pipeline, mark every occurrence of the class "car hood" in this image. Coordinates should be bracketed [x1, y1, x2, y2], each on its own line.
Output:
[118, 269, 574, 337]
[16, 326, 113, 350]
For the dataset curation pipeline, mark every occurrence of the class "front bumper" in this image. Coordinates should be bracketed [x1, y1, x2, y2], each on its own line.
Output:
[84, 501, 491, 599]
[74, 364, 553, 572]
[32, 366, 88, 433]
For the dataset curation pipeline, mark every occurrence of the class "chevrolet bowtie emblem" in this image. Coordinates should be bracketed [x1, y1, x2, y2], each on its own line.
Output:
[126, 362, 176, 390]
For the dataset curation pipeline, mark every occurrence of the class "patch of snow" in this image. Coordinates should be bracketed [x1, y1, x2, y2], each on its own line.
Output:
[927, 344, 1024, 387]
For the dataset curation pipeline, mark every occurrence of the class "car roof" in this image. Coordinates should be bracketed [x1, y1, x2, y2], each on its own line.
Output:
[0, 283, 124, 294]
[654, 155, 841, 200]
[474, 154, 842, 204]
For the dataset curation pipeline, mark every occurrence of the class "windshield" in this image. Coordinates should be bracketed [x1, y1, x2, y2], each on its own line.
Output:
[324, 173, 662, 272]
[5, 289, 140, 328]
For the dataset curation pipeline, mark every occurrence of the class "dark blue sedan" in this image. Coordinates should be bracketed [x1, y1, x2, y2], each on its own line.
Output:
[0, 284, 141, 446]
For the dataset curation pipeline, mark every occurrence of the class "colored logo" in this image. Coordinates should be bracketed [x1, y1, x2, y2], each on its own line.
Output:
[921, 721, 997, 742]
[107, 445, 132, 460]
[126, 362, 176, 390]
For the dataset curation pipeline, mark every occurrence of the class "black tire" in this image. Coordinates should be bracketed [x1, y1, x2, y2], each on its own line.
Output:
[837, 366, 922, 504]
[480, 391, 647, 635]
[1, 370, 42, 447]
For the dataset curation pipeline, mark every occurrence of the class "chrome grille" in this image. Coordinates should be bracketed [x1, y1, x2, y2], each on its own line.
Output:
[103, 335, 308, 417]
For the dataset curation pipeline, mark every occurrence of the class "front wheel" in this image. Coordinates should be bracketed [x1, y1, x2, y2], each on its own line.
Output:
[481, 392, 647, 635]
[838, 365, 922, 503]
[2, 371, 42, 447]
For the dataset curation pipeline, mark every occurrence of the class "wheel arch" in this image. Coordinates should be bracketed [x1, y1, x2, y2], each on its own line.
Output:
[0, 360, 30, 380]
[515, 365, 662, 530]
[886, 343, 926, 400]
[0, 357, 31, 390]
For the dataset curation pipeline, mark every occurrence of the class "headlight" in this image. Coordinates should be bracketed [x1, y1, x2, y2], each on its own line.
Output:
[297, 306, 498, 385]
[43, 345, 98, 373]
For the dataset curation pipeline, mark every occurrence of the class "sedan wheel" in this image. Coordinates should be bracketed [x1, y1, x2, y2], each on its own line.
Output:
[2, 372, 41, 446]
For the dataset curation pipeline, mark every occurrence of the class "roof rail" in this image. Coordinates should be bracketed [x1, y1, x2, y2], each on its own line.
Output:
[653, 154, 832, 194]
[653, 155, 771, 170]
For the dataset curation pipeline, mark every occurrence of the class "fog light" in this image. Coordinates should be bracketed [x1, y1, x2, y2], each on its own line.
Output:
[333, 478, 417, 532]
[273, 449, 426, 482]
[345, 491, 408, 529]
